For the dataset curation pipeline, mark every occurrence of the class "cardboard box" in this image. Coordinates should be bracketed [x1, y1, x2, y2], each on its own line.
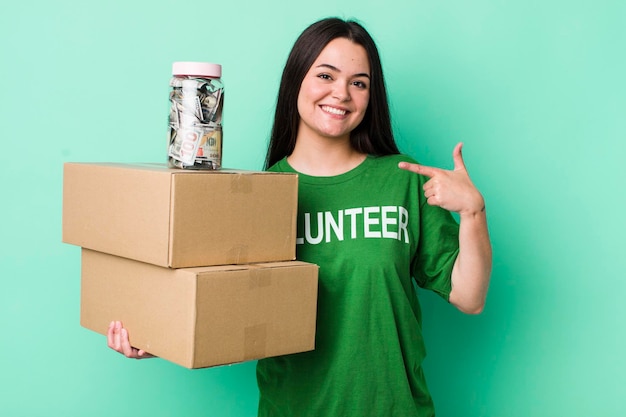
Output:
[63, 163, 298, 268]
[80, 249, 318, 369]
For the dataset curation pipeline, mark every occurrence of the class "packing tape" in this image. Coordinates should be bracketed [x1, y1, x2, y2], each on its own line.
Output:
[230, 173, 253, 193]
[226, 245, 249, 264]
[244, 323, 267, 360]
[249, 266, 272, 289]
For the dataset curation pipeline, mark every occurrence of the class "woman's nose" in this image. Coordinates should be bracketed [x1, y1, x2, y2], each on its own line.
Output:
[332, 82, 351, 101]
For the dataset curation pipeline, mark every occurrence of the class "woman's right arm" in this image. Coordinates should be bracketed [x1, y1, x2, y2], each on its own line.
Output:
[107, 321, 156, 359]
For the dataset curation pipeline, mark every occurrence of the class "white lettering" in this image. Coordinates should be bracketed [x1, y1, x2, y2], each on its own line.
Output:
[296, 206, 410, 245]
[398, 206, 409, 243]
[325, 210, 344, 242]
[381, 206, 398, 239]
[364, 207, 381, 238]
[304, 212, 324, 244]
[344, 208, 363, 239]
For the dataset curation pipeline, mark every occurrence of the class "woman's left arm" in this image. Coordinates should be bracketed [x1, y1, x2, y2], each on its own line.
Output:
[398, 142, 492, 314]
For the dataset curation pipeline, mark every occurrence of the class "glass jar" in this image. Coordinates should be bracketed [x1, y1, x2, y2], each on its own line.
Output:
[167, 61, 224, 169]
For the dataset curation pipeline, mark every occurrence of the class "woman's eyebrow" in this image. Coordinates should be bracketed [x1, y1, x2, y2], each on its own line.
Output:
[315, 63, 370, 79]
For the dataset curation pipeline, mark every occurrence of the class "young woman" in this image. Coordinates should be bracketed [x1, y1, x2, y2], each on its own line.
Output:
[108, 17, 492, 417]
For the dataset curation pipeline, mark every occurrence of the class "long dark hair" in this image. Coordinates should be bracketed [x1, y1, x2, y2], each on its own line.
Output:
[264, 17, 399, 169]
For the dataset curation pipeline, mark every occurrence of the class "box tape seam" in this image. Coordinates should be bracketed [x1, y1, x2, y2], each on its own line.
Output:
[230, 173, 253, 194]
[248, 264, 272, 289]
[244, 323, 267, 360]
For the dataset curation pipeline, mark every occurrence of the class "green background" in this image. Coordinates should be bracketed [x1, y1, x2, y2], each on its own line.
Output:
[1, 0, 624, 416]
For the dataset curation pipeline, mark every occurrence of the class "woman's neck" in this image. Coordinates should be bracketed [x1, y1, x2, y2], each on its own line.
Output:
[287, 135, 367, 176]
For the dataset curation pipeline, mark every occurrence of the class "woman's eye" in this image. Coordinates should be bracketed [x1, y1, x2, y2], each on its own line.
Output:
[318, 74, 332, 80]
[353, 80, 367, 89]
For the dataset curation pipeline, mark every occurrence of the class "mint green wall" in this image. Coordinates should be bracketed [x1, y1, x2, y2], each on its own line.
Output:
[1, 0, 624, 416]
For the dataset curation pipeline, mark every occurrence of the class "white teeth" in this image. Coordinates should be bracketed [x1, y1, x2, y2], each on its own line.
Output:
[322, 105, 347, 115]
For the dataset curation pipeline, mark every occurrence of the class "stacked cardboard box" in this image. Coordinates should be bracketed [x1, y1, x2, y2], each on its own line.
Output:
[63, 162, 318, 369]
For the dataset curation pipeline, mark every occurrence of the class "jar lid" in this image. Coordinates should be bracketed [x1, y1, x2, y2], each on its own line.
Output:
[172, 61, 222, 78]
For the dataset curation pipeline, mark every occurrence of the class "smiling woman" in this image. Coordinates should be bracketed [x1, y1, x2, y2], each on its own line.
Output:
[258, 17, 491, 417]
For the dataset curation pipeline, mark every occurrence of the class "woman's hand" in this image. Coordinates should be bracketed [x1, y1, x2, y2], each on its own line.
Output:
[399, 143, 492, 314]
[107, 321, 155, 359]
[398, 142, 485, 217]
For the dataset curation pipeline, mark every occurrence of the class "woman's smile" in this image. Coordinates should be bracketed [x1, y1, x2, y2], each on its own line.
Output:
[320, 105, 349, 116]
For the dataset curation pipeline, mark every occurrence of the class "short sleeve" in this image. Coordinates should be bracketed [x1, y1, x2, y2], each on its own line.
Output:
[411, 175, 460, 301]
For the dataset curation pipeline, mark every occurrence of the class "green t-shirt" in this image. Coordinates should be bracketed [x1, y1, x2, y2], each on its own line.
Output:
[257, 154, 460, 417]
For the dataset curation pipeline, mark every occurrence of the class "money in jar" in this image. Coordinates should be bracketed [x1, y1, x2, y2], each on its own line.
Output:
[167, 62, 224, 169]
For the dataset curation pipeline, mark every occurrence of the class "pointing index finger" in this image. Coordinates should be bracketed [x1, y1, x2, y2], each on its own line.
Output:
[398, 161, 439, 178]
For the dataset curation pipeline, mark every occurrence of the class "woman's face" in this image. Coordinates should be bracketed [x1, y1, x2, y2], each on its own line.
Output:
[296, 37, 371, 144]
